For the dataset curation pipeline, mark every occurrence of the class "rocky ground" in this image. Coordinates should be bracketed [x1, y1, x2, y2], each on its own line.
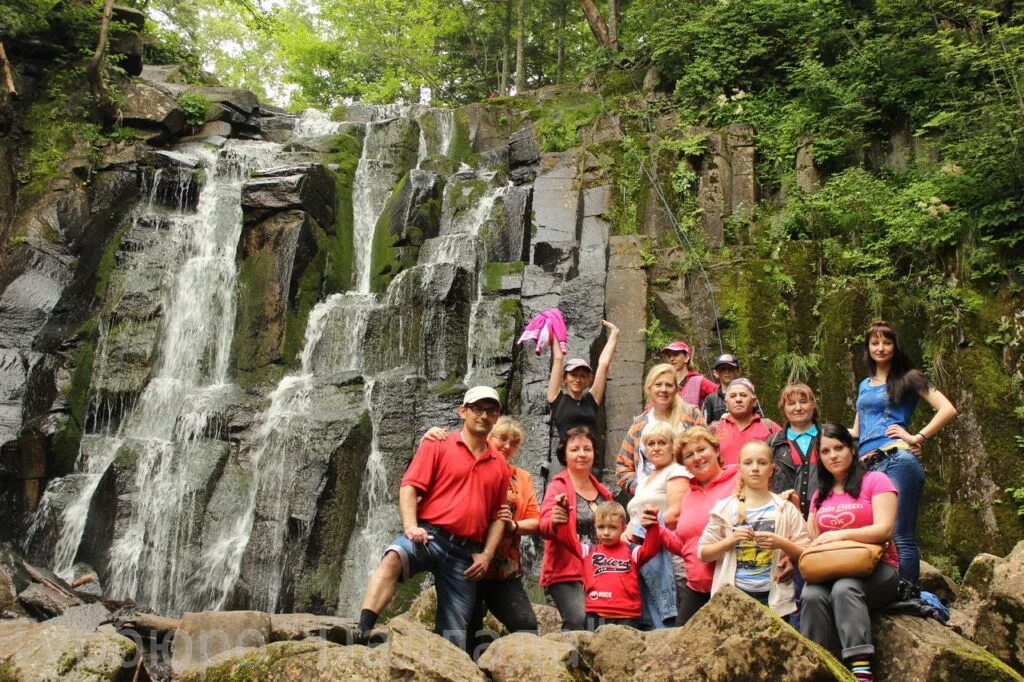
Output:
[1, 541, 1022, 681]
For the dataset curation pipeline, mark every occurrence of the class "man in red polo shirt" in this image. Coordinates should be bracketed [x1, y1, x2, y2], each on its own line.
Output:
[709, 377, 781, 466]
[356, 386, 510, 651]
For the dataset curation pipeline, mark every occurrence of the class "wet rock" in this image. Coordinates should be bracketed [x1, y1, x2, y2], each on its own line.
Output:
[234, 209, 317, 370]
[637, 585, 851, 681]
[17, 582, 81, 618]
[89, 318, 158, 397]
[0, 246, 75, 350]
[197, 120, 232, 139]
[509, 122, 541, 169]
[462, 103, 517, 154]
[19, 185, 90, 247]
[0, 622, 139, 681]
[478, 632, 590, 681]
[874, 613, 1020, 681]
[119, 81, 186, 135]
[242, 163, 336, 232]
[531, 153, 579, 277]
[170, 610, 272, 678]
[379, 169, 445, 248]
[143, 149, 203, 209]
[269, 613, 359, 645]
[47, 602, 112, 632]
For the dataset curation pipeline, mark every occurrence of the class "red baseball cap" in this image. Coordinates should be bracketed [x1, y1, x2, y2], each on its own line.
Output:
[661, 340, 691, 355]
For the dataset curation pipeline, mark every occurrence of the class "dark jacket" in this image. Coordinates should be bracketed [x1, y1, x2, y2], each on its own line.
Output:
[768, 428, 820, 518]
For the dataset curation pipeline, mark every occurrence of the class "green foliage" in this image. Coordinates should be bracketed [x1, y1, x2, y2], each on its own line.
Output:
[639, 316, 674, 353]
[176, 93, 210, 126]
[536, 98, 601, 151]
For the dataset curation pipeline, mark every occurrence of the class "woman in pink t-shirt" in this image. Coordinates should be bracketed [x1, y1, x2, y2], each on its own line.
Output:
[800, 424, 899, 682]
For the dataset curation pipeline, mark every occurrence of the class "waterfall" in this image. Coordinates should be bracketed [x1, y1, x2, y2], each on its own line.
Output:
[293, 108, 344, 137]
[39, 141, 282, 613]
[193, 294, 343, 611]
[334, 381, 395, 618]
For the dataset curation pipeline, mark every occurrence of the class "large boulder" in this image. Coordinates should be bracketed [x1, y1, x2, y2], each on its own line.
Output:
[636, 586, 852, 681]
[242, 164, 336, 232]
[958, 541, 1024, 673]
[270, 613, 360, 645]
[873, 613, 1020, 681]
[119, 81, 186, 135]
[0, 622, 139, 681]
[918, 560, 959, 605]
[170, 610, 272, 678]
[478, 632, 591, 682]
[180, 616, 484, 681]
[386, 616, 486, 681]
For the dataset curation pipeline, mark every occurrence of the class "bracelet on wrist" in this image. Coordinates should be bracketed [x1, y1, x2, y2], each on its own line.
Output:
[917, 432, 927, 442]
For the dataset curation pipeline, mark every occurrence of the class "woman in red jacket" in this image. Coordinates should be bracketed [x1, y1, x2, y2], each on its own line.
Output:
[539, 425, 612, 630]
[653, 425, 739, 624]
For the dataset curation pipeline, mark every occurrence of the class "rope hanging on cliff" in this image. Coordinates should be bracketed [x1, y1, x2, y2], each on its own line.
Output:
[587, 54, 726, 369]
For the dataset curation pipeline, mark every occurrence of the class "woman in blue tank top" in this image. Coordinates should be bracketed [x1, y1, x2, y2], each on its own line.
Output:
[851, 321, 957, 585]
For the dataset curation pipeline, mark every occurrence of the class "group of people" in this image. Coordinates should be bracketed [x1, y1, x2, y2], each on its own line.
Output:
[355, 320, 957, 682]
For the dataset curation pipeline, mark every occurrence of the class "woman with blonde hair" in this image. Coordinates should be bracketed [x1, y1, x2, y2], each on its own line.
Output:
[644, 425, 739, 624]
[615, 363, 705, 497]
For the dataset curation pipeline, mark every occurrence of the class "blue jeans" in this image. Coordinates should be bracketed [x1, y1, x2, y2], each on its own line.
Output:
[639, 548, 678, 629]
[869, 451, 924, 584]
[385, 527, 479, 650]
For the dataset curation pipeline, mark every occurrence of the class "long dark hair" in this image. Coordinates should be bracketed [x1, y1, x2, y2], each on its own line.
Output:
[556, 425, 599, 466]
[814, 424, 867, 504]
[863, 321, 930, 405]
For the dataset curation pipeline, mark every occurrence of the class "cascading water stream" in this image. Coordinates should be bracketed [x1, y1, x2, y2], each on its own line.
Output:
[36, 141, 282, 614]
[195, 293, 344, 611]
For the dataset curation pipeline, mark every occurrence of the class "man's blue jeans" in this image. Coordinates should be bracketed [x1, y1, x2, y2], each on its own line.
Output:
[385, 527, 478, 651]
[869, 451, 924, 584]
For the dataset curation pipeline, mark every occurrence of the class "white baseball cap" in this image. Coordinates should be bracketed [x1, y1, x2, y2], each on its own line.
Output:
[462, 386, 501, 406]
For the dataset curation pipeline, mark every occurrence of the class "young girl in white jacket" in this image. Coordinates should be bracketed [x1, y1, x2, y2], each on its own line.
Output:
[697, 440, 810, 617]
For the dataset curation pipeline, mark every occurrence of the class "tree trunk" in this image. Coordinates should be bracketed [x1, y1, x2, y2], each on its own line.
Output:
[556, 0, 566, 82]
[500, 0, 512, 95]
[515, 0, 526, 93]
[0, 42, 16, 96]
[87, 0, 116, 103]
[607, 0, 618, 47]
[578, 0, 615, 50]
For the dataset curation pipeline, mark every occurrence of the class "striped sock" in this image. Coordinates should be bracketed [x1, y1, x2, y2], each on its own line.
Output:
[848, 658, 872, 681]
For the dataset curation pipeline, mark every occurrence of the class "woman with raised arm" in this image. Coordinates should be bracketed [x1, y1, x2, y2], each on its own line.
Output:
[546, 320, 620, 439]
[852, 321, 957, 585]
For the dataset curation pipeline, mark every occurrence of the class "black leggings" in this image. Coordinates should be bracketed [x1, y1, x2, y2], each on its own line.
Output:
[468, 577, 538, 658]
[676, 584, 711, 625]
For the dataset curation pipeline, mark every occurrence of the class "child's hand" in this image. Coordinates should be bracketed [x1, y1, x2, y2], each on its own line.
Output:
[729, 526, 755, 545]
[640, 508, 659, 527]
[419, 427, 447, 444]
[497, 504, 514, 529]
[775, 554, 794, 582]
[754, 531, 781, 550]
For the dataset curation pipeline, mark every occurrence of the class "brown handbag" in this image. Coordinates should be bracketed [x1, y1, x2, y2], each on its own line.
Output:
[799, 540, 885, 583]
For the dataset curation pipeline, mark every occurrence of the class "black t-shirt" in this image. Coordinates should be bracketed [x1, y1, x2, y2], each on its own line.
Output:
[549, 391, 599, 438]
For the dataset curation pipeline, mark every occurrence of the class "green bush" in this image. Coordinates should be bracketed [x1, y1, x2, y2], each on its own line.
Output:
[176, 93, 211, 126]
